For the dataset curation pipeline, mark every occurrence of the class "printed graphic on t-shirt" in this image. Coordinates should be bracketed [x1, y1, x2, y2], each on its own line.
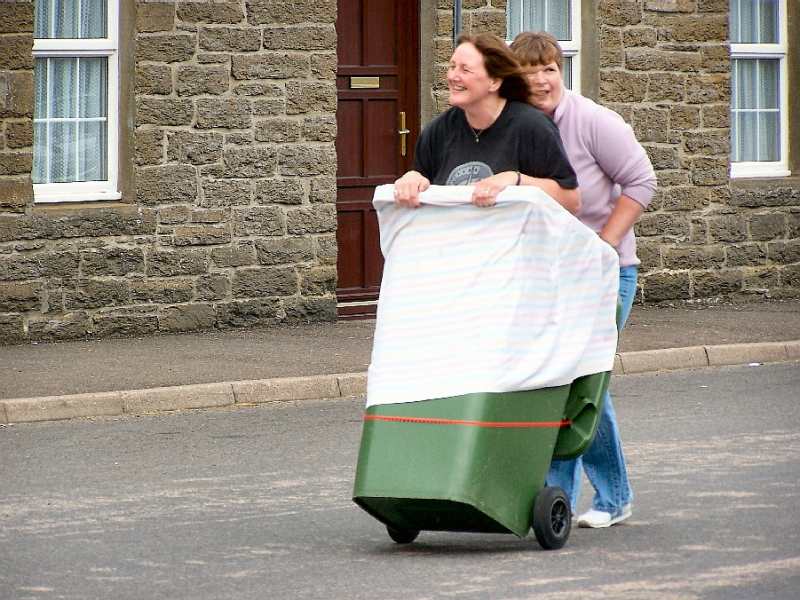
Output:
[446, 161, 493, 185]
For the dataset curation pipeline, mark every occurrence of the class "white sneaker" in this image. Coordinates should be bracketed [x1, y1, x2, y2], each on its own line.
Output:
[577, 504, 632, 528]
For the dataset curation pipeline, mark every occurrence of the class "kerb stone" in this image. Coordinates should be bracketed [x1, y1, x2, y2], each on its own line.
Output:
[705, 342, 788, 366]
[337, 373, 367, 397]
[121, 382, 234, 414]
[3, 392, 123, 423]
[232, 375, 340, 404]
[619, 346, 708, 373]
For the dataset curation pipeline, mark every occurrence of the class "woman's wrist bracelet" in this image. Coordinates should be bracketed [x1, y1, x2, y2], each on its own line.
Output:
[515, 171, 521, 186]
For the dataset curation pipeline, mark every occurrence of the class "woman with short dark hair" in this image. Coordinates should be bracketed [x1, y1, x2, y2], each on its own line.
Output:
[511, 30, 657, 529]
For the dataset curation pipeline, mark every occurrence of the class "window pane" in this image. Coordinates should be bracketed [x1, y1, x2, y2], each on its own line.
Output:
[509, 1, 571, 40]
[34, 59, 48, 119]
[77, 121, 107, 181]
[508, 2, 521, 38]
[79, 57, 107, 118]
[735, 112, 757, 162]
[562, 56, 572, 90]
[33, 56, 109, 183]
[526, 0, 546, 35]
[82, 0, 106, 38]
[758, 112, 779, 161]
[731, 58, 781, 163]
[49, 121, 77, 183]
[732, 59, 779, 111]
[733, 59, 758, 110]
[34, 0, 50, 38]
[50, 57, 77, 118]
[730, 0, 779, 44]
[33, 123, 49, 183]
[548, 0, 570, 40]
[34, 0, 107, 39]
[758, 59, 779, 108]
[54, 0, 78, 38]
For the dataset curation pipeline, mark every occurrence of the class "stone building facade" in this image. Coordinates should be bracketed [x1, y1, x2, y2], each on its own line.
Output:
[0, 0, 798, 344]
[1, 0, 339, 344]
[434, 0, 800, 304]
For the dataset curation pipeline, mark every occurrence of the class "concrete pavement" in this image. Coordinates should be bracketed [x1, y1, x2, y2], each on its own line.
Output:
[1, 300, 799, 424]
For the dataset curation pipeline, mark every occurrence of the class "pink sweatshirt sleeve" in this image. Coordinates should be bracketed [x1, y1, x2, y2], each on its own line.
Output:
[588, 107, 656, 209]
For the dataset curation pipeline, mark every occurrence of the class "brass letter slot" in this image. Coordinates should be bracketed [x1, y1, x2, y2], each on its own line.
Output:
[350, 76, 380, 89]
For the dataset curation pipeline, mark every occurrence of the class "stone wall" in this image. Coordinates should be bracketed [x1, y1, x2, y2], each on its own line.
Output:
[0, 0, 338, 344]
[0, 0, 34, 343]
[432, 0, 800, 304]
[599, 0, 799, 303]
[2, 0, 799, 345]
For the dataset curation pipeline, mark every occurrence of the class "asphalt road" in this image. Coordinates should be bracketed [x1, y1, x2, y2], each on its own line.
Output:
[2, 363, 799, 600]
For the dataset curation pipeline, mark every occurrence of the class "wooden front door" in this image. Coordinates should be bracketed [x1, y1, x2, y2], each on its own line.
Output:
[335, 0, 420, 318]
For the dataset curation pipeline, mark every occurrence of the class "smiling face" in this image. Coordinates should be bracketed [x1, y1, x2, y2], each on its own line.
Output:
[523, 61, 564, 117]
[447, 42, 501, 110]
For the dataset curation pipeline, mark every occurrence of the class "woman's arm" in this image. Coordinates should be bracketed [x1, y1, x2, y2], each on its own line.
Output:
[599, 194, 644, 248]
[520, 174, 581, 214]
[470, 171, 581, 213]
[393, 170, 431, 208]
[589, 109, 656, 212]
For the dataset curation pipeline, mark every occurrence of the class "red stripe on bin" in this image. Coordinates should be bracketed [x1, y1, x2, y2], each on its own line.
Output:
[363, 414, 572, 428]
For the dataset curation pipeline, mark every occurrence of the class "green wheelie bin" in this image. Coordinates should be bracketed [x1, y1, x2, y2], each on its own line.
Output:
[354, 184, 619, 550]
[353, 369, 610, 550]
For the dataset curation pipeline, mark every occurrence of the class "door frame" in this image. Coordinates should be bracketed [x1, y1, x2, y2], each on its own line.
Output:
[334, 0, 428, 319]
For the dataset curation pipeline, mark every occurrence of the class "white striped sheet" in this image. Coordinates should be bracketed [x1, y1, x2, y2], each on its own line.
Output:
[367, 185, 619, 407]
[371, 304, 612, 343]
[375, 277, 613, 328]
[370, 324, 615, 373]
[384, 234, 605, 277]
[372, 298, 617, 342]
[368, 352, 605, 384]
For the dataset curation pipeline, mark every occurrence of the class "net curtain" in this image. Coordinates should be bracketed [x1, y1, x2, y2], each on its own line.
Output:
[33, 0, 108, 184]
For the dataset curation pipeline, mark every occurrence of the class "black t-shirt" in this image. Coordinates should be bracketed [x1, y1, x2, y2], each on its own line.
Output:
[412, 100, 577, 188]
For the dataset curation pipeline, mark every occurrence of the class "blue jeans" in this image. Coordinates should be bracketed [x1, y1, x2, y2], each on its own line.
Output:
[547, 265, 638, 514]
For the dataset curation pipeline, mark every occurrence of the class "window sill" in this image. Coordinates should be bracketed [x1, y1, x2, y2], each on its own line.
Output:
[34, 191, 123, 204]
[731, 174, 800, 190]
[731, 163, 791, 180]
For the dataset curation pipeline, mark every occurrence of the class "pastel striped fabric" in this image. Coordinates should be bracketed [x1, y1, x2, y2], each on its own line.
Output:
[366, 184, 620, 408]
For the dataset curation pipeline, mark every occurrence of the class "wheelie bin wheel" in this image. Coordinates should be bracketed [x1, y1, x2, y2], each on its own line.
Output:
[387, 525, 420, 544]
[532, 486, 571, 550]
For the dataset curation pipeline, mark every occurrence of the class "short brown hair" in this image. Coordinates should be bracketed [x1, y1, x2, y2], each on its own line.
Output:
[510, 31, 564, 70]
[455, 32, 530, 103]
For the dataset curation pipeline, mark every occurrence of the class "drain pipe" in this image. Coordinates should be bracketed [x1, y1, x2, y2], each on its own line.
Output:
[453, 0, 462, 44]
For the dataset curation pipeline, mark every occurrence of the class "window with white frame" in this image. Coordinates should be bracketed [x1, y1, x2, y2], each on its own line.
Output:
[507, 0, 580, 91]
[33, 0, 119, 202]
[730, 0, 790, 178]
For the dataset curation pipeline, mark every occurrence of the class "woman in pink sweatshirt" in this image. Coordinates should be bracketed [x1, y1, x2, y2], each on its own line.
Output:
[511, 31, 657, 529]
